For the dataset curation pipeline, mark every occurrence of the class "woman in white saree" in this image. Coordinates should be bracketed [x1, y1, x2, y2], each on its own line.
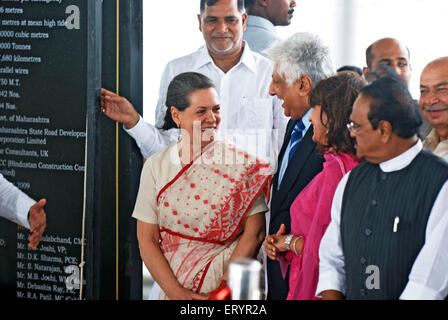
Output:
[132, 72, 271, 300]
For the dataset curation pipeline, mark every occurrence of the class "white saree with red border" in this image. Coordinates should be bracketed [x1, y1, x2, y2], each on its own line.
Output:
[155, 141, 272, 299]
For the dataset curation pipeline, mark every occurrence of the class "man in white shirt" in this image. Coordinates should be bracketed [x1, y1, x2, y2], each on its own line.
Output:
[420, 57, 448, 161]
[0, 174, 47, 250]
[101, 0, 288, 166]
[316, 73, 448, 300]
[243, 0, 296, 55]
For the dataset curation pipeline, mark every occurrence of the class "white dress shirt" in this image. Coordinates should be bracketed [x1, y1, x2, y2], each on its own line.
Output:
[0, 173, 35, 229]
[243, 15, 281, 56]
[126, 43, 288, 166]
[316, 140, 448, 300]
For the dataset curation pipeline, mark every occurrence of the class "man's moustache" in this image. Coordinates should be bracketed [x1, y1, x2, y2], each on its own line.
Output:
[288, 9, 294, 15]
[424, 105, 448, 112]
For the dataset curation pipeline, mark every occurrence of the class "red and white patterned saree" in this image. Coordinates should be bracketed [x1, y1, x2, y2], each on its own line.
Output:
[155, 141, 271, 299]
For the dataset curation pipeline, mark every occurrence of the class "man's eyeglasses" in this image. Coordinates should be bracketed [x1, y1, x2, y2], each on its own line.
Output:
[346, 121, 361, 134]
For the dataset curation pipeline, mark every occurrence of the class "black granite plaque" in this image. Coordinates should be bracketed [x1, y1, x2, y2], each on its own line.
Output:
[95, 0, 143, 300]
[0, 0, 143, 300]
[0, 0, 101, 300]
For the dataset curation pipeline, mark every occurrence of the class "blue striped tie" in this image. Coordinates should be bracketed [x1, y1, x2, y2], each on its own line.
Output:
[288, 120, 305, 162]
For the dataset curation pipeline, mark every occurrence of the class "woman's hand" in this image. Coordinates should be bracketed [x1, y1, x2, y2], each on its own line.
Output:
[167, 286, 208, 300]
[137, 221, 208, 300]
[263, 224, 289, 260]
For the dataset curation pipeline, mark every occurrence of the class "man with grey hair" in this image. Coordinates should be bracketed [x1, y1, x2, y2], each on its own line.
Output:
[263, 32, 335, 300]
[101, 0, 287, 167]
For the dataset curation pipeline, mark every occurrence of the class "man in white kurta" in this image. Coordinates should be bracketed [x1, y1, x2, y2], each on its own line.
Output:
[0, 174, 47, 249]
[127, 42, 287, 167]
[316, 74, 448, 300]
[420, 57, 448, 161]
[101, 0, 288, 167]
[316, 140, 448, 300]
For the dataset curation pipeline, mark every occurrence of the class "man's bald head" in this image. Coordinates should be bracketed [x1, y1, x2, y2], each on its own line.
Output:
[422, 56, 448, 72]
[364, 38, 412, 86]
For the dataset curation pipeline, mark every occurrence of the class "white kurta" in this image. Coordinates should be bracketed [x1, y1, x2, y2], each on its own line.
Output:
[125, 43, 288, 167]
[0, 173, 35, 229]
[316, 140, 448, 300]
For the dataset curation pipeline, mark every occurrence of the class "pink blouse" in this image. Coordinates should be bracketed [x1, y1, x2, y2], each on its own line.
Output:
[283, 152, 359, 300]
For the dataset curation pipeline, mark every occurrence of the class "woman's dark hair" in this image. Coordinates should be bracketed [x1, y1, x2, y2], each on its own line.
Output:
[162, 72, 216, 130]
[309, 73, 366, 154]
[360, 66, 422, 139]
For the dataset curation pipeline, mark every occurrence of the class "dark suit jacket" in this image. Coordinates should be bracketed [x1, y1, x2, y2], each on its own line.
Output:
[267, 118, 324, 300]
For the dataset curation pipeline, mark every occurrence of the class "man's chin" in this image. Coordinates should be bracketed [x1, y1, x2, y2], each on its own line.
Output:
[209, 44, 236, 56]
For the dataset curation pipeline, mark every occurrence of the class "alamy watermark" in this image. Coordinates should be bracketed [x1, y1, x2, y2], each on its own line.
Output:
[65, 5, 80, 30]
[365, 265, 380, 290]
[165, 124, 282, 176]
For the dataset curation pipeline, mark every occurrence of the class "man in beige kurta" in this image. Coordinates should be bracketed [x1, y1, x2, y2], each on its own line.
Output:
[420, 57, 448, 161]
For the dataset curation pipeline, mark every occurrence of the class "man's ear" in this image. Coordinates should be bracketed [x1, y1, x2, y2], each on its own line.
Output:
[241, 12, 248, 32]
[297, 74, 313, 97]
[362, 66, 370, 77]
[258, 0, 269, 8]
[197, 14, 202, 32]
[379, 120, 393, 143]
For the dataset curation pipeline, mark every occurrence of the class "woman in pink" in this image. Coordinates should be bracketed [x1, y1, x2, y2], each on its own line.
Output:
[264, 73, 365, 300]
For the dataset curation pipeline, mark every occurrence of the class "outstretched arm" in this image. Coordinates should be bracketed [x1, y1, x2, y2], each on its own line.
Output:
[101, 88, 140, 129]
[28, 198, 47, 250]
[101, 88, 176, 158]
[0, 174, 46, 250]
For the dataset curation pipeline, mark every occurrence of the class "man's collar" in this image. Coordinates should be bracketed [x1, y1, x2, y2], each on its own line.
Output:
[193, 45, 214, 70]
[246, 15, 276, 32]
[239, 41, 257, 73]
[193, 41, 257, 74]
[301, 107, 313, 131]
[379, 139, 423, 172]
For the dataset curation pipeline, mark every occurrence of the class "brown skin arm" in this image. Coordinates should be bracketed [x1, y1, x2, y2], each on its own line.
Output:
[100, 88, 140, 129]
[263, 224, 305, 260]
[219, 212, 266, 283]
[28, 198, 47, 250]
[136, 220, 207, 300]
[321, 290, 345, 300]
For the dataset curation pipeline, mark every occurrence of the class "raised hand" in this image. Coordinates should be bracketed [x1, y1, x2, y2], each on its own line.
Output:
[101, 88, 140, 129]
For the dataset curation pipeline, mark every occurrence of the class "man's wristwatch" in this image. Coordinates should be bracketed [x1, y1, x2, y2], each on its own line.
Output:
[284, 234, 294, 251]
